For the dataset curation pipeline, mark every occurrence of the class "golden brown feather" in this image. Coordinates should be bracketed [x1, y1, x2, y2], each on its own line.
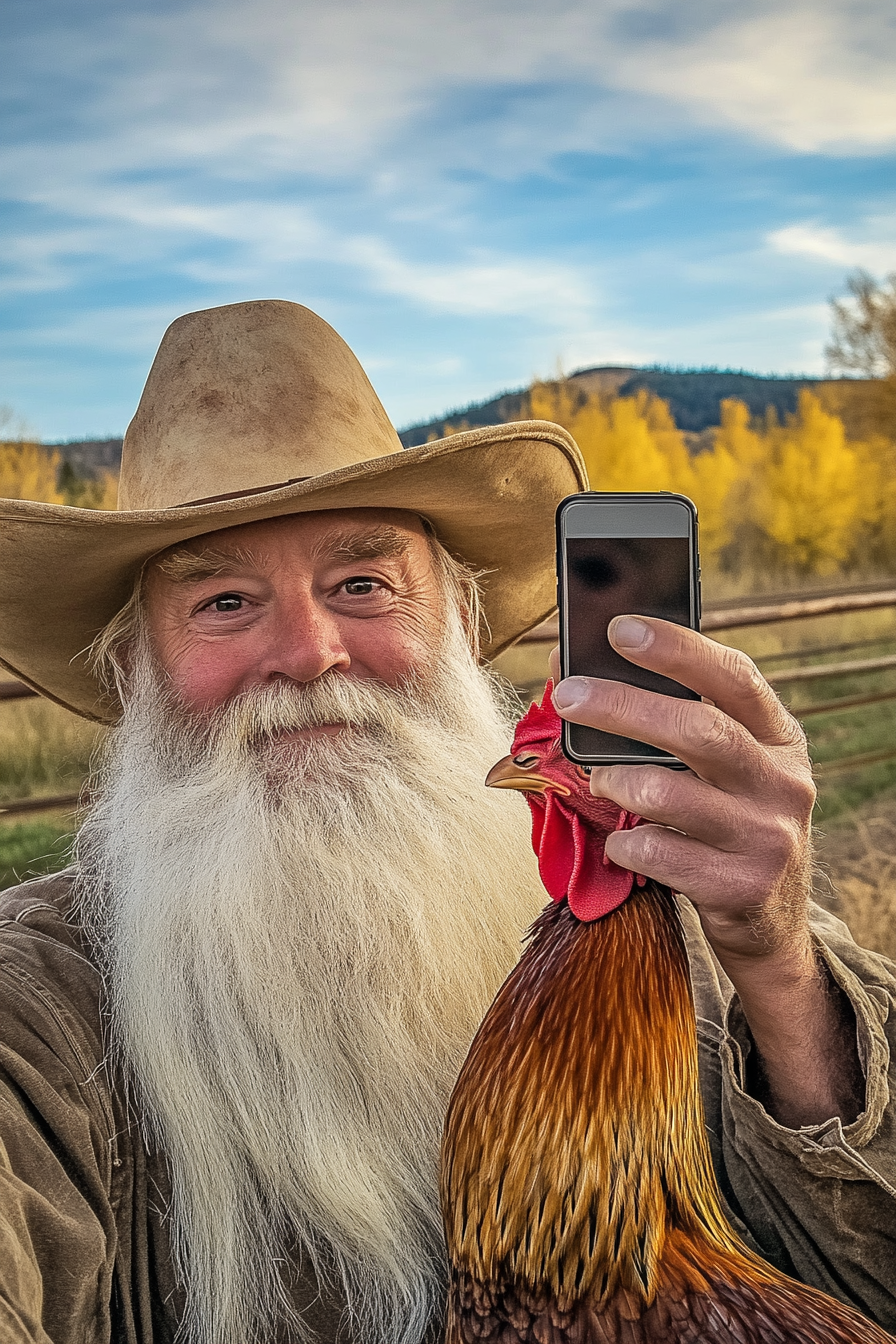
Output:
[441, 882, 893, 1343]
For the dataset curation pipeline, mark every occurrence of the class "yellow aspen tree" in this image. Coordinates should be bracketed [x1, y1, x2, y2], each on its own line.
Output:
[691, 399, 767, 569]
[850, 432, 896, 568]
[91, 471, 119, 509]
[527, 378, 881, 579]
[0, 441, 117, 508]
[0, 442, 66, 504]
[576, 394, 669, 491]
[757, 391, 860, 573]
[529, 380, 696, 496]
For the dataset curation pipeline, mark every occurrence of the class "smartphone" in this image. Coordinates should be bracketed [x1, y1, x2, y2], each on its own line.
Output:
[556, 492, 701, 766]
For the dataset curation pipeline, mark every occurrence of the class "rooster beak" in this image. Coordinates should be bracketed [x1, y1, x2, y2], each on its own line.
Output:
[485, 754, 570, 796]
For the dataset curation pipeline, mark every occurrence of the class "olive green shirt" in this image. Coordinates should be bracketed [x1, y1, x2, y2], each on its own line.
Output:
[0, 871, 893, 1342]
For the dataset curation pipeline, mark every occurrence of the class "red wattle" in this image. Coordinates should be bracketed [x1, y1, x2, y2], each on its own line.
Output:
[515, 680, 648, 923]
[527, 794, 637, 922]
[533, 794, 576, 905]
[568, 816, 636, 921]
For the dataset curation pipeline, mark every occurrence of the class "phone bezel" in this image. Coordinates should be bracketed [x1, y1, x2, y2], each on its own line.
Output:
[556, 491, 701, 767]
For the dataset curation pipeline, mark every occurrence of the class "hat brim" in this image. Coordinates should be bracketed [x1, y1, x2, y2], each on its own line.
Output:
[0, 420, 586, 722]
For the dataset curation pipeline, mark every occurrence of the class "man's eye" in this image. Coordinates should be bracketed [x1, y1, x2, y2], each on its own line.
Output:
[343, 577, 380, 595]
[211, 594, 242, 612]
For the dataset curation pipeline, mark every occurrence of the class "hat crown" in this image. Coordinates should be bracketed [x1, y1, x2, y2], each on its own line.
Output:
[119, 300, 403, 509]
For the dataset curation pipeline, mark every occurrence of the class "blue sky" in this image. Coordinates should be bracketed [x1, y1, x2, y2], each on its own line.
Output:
[1, 0, 895, 440]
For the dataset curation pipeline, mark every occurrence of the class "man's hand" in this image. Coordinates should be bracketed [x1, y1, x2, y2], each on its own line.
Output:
[550, 615, 864, 1129]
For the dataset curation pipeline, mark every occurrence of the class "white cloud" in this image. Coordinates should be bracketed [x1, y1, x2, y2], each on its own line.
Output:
[0, 133, 598, 326]
[344, 238, 596, 324]
[173, 0, 896, 159]
[1, 0, 893, 312]
[769, 221, 896, 273]
[609, 3, 896, 154]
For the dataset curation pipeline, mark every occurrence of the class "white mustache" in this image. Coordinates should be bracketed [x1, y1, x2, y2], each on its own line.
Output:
[194, 672, 429, 747]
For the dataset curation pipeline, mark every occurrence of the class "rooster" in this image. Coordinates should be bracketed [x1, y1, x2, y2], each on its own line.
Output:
[440, 683, 892, 1344]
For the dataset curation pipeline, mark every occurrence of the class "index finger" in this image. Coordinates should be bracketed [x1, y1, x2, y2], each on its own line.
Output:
[606, 616, 801, 748]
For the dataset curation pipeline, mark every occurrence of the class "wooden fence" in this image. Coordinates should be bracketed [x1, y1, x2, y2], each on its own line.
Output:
[3, 580, 896, 815]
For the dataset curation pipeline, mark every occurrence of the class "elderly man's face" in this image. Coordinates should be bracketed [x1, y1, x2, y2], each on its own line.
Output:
[144, 507, 445, 718]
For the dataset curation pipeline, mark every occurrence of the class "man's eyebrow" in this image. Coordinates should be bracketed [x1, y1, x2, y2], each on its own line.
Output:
[154, 546, 259, 584]
[318, 526, 412, 563]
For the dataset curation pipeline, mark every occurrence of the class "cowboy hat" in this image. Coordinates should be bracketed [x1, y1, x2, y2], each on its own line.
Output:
[0, 300, 587, 723]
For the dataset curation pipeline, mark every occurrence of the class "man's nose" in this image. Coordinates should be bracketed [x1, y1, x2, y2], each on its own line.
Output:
[261, 591, 351, 684]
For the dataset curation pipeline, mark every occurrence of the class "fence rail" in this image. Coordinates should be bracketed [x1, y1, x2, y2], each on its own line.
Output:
[519, 583, 896, 644]
[0, 793, 80, 817]
[3, 581, 896, 813]
[769, 653, 896, 687]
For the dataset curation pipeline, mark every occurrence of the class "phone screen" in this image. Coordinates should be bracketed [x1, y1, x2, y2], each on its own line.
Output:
[561, 505, 699, 762]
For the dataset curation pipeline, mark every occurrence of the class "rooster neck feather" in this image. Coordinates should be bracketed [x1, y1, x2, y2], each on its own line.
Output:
[441, 884, 738, 1306]
[440, 885, 893, 1343]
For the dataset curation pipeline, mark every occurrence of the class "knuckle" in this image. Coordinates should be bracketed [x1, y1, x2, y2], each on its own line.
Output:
[633, 826, 663, 867]
[604, 681, 634, 722]
[781, 706, 810, 751]
[763, 823, 794, 868]
[757, 814, 808, 876]
[791, 769, 817, 817]
[692, 705, 732, 754]
[635, 769, 676, 818]
[724, 647, 765, 695]
[769, 756, 817, 817]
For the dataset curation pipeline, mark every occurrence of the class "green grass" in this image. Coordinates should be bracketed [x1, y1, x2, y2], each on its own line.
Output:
[0, 810, 77, 891]
[815, 761, 896, 823]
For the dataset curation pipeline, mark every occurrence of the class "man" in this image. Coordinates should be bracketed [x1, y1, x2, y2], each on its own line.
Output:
[0, 300, 892, 1344]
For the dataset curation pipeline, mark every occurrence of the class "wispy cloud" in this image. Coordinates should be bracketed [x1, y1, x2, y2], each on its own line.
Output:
[769, 220, 896, 273]
[343, 239, 596, 324]
[609, 2, 896, 154]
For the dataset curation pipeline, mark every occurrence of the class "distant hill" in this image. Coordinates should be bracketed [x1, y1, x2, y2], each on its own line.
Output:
[398, 367, 830, 445]
[46, 369, 850, 472]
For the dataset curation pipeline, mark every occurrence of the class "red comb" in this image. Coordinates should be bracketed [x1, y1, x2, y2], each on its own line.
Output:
[512, 680, 562, 754]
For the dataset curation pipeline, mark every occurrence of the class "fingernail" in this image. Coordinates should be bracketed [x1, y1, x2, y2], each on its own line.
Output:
[553, 677, 588, 709]
[609, 616, 652, 650]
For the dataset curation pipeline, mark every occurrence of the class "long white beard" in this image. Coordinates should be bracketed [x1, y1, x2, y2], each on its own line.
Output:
[74, 623, 545, 1344]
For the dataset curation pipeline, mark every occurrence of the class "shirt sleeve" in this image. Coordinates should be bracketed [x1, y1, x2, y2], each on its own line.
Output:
[718, 904, 896, 1331]
[0, 939, 117, 1343]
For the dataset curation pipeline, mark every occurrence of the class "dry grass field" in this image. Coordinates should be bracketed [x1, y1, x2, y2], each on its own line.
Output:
[0, 697, 102, 802]
[0, 698, 101, 889]
[815, 795, 896, 961]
